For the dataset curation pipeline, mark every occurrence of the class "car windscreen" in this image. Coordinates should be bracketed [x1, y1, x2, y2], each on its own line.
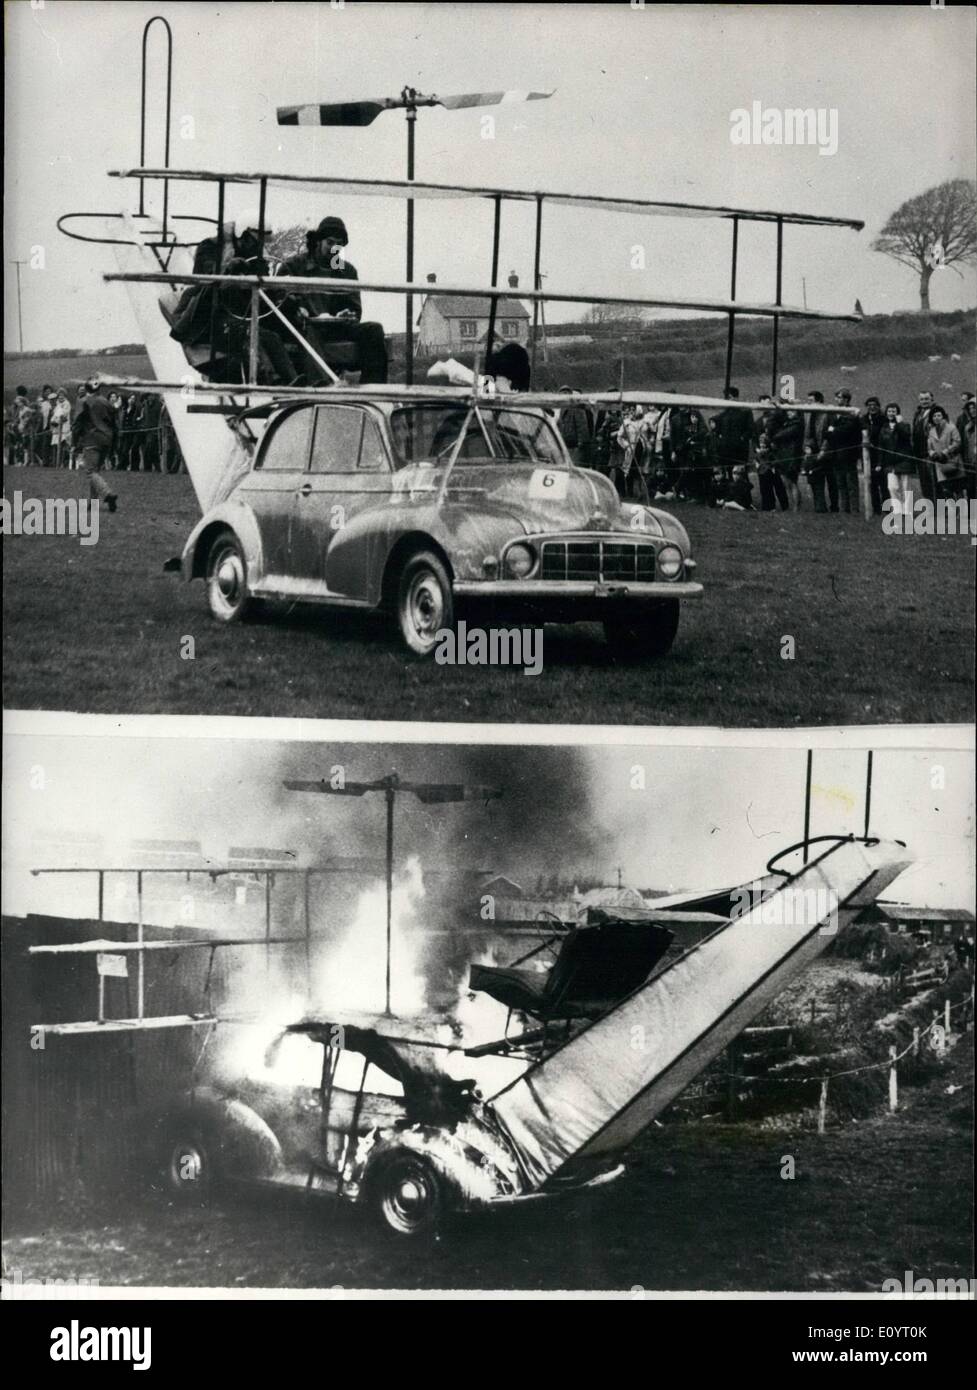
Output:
[389, 405, 567, 468]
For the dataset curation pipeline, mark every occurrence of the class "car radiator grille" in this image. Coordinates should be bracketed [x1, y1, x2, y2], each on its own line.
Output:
[539, 540, 658, 582]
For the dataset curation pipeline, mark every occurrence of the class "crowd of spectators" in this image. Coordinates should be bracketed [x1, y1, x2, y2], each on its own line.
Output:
[4, 382, 184, 473]
[560, 385, 976, 513]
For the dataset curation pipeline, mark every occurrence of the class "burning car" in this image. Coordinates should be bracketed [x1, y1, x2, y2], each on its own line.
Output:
[154, 1016, 622, 1238]
[175, 392, 702, 657]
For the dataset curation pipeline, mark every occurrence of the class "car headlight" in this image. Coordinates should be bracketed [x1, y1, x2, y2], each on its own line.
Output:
[657, 544, 684, 580]
[504, 543, 536, 578]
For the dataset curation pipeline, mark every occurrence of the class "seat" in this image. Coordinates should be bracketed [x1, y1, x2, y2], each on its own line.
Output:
[469, 917, 674, 1023]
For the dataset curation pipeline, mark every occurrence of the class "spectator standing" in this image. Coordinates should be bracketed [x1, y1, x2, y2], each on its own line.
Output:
[754, 395, 789, 511]
[926, 406, 965, 500]
[802, 390, 834, 512]
[107, 391, 125, 469]
[824, 388, 862, 514]
[878, 403, 915, 514]
[37, 386, 54, 467]
[861, 396, 886, 515]
[712, 386, 753, 477]
[911, 391, 939, 502]
[960, 397, 976, 501]
[49, 389, 72, 468]
[770, 392, 805, 510]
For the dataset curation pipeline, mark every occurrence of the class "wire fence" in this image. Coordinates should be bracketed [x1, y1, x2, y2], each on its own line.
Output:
[683, 978, 974, 1133]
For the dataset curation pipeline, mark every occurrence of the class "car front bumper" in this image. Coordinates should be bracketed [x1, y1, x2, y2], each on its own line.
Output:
[453, 580, 703, 600]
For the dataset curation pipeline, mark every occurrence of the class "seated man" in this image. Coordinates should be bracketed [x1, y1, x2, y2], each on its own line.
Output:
[275, 216, 388, 384]
[169, 211, 294, 384]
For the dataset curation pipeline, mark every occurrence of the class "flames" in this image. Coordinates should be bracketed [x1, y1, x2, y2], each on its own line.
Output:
[314, 854, 428, 1018]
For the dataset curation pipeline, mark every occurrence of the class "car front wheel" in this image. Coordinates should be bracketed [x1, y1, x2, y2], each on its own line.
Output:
[603, 598, 680, 660]
[396, 551, 454, 657]
[206, 530, 253, 623]
[369, 1151, 448, 1239]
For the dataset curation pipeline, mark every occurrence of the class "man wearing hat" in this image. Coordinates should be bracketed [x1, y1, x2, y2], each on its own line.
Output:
[71, 377, 119, 511]
[171, 210, 293, 384]
[823, 387, 862, 514]
[275, 216, 388, 383]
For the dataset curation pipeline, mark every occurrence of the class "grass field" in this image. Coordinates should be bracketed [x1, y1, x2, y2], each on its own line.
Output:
[3, 464, 974, 725]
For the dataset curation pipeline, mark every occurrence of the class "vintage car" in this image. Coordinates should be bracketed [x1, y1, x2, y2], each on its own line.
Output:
[176, 393, 702, 656]
[153, 1017, 622, 1238]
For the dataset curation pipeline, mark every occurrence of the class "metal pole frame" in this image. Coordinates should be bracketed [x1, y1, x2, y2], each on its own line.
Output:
[530, 195, 544, 384]
[723, 216, 739, 393]
[770, 216, 783, 397]
[385, 788, 394, 1016]
[802, 748, 813, 865]
[405, 104, 417, 386]
[136, 870, 145, 1020]
[485, 195, 502, 369]
[138, 16, 173, 233]
[863, 750, 874, 841]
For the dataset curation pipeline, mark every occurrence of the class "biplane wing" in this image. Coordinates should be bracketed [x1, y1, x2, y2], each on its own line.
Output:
[108, 167, 864, 229]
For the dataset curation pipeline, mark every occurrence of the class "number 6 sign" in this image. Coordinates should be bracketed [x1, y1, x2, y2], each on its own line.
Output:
[528, 469, 569, 500]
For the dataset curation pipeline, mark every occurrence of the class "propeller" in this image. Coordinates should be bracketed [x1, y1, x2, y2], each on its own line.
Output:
[277, 85, 555, 384]
[277, 89, 554, 127]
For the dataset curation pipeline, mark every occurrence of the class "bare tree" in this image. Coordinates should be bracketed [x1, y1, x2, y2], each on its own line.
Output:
[266, 224, 308, 265]
[872, 179, 977, 311]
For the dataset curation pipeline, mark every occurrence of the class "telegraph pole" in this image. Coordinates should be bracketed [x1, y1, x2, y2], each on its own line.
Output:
[9, 260, 26, 351]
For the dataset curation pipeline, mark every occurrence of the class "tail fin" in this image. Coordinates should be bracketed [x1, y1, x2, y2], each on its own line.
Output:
[110, 218, 254, 513]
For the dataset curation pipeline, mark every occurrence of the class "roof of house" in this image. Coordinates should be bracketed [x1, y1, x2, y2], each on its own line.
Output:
[422, 295, 530, 320]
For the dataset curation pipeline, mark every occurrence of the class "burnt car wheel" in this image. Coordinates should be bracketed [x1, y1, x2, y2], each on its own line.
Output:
[396, 551, 454, 657]
[369, 1151, 447, 1239]
[603, 598, 680, 660]
[206, 530, 253, 624]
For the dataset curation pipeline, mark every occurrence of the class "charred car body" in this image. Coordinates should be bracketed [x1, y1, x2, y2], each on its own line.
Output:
[157, 1016, 622, 1238]
[176, 391, 702, 657]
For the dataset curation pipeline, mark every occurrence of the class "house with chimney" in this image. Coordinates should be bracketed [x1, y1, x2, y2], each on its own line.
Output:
[416, 271, 531, 354]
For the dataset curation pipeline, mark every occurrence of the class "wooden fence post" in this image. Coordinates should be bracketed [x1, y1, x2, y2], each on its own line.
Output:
[818, 1078, 828, 1135]
[913, 1026, 920, 1058]
[888, 1046, 898, 1113]
[945, 998, 951, 1033]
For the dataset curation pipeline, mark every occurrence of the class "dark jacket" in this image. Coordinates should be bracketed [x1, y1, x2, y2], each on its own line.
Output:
[770, 410, 804, 464]
[861, 410, 884, 464]
[878, 420, 914, 476]
[803, 410, 830, 458]
[71, 392, 118, 451]
[911, 404, 941, 459]
[713, 406, 753, 464]
[275, 252, 362, 321]
[824, 410, 862, 461]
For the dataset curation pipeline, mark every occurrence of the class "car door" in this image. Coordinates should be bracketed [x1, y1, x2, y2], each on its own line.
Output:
[235, 405, 314, 583]
[290, 404, 392, 599]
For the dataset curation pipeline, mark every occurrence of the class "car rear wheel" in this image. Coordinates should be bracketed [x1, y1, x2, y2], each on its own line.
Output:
[396, 551, 454, 657]
[369, 1152, 447, 1239]
[603, 598, 680, 660]
[206, 530, 253, 623]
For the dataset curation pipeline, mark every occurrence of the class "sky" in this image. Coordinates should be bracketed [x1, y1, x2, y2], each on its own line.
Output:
[4, 1, 976, 352]
[3, 727, 973, 919]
